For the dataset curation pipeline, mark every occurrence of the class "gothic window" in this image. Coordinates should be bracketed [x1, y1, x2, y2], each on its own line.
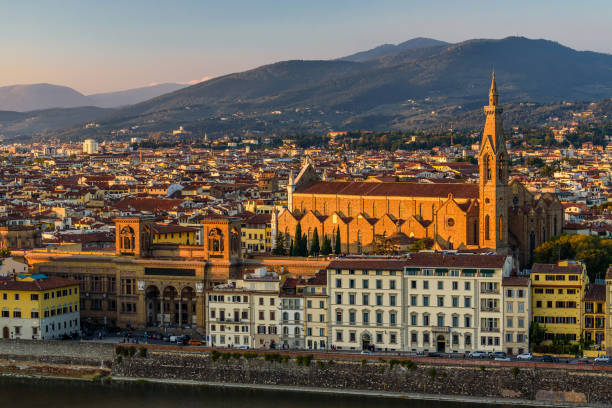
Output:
[484, 154, 492, 181]
[356, 230, 362, 253]
[473, 220, 478, 245]
[372, 202, 377, 218]
[542, 227, 546, 243]
[484, 215, 490, 241]
[498, 157, 504, 179]
[513, 196, 518, 207]
[208, 229, 224, 252]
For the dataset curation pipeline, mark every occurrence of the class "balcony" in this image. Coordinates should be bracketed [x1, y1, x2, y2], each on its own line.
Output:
[480, 307, 499, 313]
[480, 289, 500, 294]
[432, 326, 450, 333]
[481, 327, 500, 333]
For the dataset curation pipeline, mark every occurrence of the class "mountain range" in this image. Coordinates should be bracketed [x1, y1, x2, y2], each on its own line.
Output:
[2, 36, 612, 139]
[0, 83, 188, 112]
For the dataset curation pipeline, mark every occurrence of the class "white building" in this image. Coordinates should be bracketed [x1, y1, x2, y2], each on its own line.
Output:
[82, 139, 99, 154]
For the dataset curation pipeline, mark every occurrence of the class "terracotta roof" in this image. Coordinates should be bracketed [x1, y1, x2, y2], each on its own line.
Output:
[0, 276, 77, 291]
[531, 263, 584, 275]
[327, 258, 407, 270]
[584, 283, 606, 302]
[404, 252, 508, 268]
[296, 181, 478, 199]
[502, 276, 530, 287]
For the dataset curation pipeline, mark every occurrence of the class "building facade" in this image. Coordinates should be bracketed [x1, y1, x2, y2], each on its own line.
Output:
[502, 276, 530, 355]
[0, 274, 80, 340]
[531, 261, 587, 344]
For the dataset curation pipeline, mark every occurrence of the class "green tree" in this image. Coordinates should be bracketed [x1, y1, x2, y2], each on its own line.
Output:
[407, 238, 431, 252]
[334, 227, 341, 255]
[310, 228, 320, 256]
[320, 235, 332, 256]
[272, 232, 286, 255]
[0, 248, 10, 257]
[529, 321, 546, 349]
[293, 223, 303, 256]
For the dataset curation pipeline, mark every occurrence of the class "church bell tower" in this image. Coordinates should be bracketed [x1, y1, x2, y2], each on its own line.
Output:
[478, 73, 509, 253]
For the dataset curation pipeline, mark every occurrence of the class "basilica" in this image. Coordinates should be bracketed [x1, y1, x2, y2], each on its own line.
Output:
[275, 74, 563, 266]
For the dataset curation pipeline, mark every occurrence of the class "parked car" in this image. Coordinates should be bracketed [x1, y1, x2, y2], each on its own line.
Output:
[595, 355, 611, 364]
[541, 355, 559, 363]
[576, 358, 594, 365]
[468, 351, 488, 358]
[516, 352, 533, 360]
[426, 352, 442, 358]
[495, 357, 511, 362]
[489, 351, 507, 359]
[237, 345, 249, 350]
[360, 350, 372, 355]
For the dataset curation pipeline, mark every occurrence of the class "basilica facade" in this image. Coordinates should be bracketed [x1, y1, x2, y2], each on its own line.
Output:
[275, 74, 563, 266]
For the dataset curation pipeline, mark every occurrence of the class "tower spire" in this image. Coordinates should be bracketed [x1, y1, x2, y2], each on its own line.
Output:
[489, 71, 498, 106]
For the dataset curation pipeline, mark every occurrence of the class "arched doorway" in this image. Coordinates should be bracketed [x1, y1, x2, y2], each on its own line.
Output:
[162, 286, 178, 325]
[436, 335, 446, 353]
[145, 286, 161, 326]
[362, 332, 372, 351]
[2, 327, 9, 339]
[180, 286, 196, 327]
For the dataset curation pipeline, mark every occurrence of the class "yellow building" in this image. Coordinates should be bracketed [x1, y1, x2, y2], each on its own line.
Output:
[240, 213, 272, 254]
[302, 270, 328, 350]
[531, 261, 587, 344]
[0, 274, 80, 340]
[152, 224, 198, 245]
[583, 283, 605, 351]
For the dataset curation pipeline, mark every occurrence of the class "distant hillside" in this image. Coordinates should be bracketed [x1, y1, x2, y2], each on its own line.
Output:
[5, 36, 612, 139]
[0, 82, 187, 112]
[0, 84, 92, 112]
[339, 37, 450, 62]
[88, 83, 188, 108]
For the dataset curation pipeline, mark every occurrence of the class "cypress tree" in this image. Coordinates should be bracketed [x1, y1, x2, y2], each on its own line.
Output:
[289, 239, 294, 256]
[334, 226, 341, 255]
[321, 234, 332, 255]
[310, 227, 320, 256]
[294, 223, 303, 256]
[273, 232, 286, 255]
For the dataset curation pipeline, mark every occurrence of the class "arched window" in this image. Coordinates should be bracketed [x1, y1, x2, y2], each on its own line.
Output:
[120, 226, 135, 250]
[283, 326, 289, 335]
[294, 327, 300, 336]
[498, 157, 504, 179]
[208, 229, 224, 252]
[484, 154, 492, 181]
[484, 215, 490, 240]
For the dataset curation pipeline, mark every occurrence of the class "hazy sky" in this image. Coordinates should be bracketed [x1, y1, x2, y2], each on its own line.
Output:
[2, 0, 611, 94]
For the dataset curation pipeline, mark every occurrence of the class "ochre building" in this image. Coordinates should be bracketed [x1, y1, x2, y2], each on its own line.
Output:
[276, 74, 563, 266]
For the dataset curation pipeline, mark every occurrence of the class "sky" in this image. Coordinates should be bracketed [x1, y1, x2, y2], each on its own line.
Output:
[2, 0, 611, 94]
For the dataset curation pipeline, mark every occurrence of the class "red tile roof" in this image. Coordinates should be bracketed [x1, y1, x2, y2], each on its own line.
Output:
[404, 252, 508, 268]
[0, 276, 78, 291]
[531, 263, 584, 274]
[296, 181, 478, 199]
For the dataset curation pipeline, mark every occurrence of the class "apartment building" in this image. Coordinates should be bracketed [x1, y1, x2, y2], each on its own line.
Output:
[531, 261, 587, 344]
[0, 274, 80, 340]
[403, 252, 512, 354]
[244, 269, 281, 349]
[583, 283, 605, 350]
[327, 258, 404, 351]
[279, 277, 304, 349]
[206, 283, 252, 348]
[302, 270, 328, 350]
[502, 276, 530, 355]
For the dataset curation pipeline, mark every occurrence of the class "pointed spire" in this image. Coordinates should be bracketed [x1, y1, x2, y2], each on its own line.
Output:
[489, 71, 498, 106]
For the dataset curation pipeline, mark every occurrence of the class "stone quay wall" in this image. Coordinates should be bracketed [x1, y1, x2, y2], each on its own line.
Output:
[112, 350, 612, 405]
[0, 339, 114, 367]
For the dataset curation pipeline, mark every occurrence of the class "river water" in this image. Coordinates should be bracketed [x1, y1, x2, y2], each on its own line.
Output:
[0, 377, 514, 408]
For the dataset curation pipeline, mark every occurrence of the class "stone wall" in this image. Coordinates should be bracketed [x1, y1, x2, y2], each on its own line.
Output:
[0, 339, 114, 366]
[113, 351, 612, 404]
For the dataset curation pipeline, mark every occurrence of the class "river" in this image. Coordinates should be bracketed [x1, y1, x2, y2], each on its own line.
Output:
[0, 377, 515, 408]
